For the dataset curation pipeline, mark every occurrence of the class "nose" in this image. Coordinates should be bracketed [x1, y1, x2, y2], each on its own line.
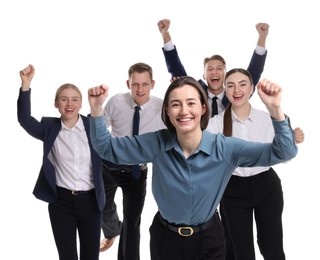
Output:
[137, 85, 143, 91]
[179, 103, 188, 114]
[234, 84, 241, 92]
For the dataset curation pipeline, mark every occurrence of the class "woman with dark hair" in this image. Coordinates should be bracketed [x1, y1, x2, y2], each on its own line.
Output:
[207, 68, 304, 260]
[88, 76, 297, 260]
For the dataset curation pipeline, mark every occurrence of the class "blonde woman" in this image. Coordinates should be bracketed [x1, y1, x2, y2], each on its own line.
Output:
[18, 64, 105, 260]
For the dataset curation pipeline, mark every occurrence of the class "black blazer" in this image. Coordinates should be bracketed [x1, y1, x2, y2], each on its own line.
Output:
[17, 88, 105, 211]
[162, 46, 267, 109]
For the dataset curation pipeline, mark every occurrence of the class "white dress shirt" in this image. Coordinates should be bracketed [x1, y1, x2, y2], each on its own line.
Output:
[48, 116, 94, 190]
[103, 92, 166, 137]
[207, 107, 274, 177]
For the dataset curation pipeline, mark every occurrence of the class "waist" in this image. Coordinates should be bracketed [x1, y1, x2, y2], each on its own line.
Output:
[158, 211, 218, 237]
[103, 161, 147, 172]
[56, 186, 94, 196]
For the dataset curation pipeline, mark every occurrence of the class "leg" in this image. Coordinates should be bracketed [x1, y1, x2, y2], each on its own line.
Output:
[100, 164, 122, 251]
[48, 190, 78, 260]
[118, 169, 147, 260]
[219, 204, 235, 260]
[221, 176, 256, 260]
[254, 168, 285, 260]
[77, 191, 102, 260]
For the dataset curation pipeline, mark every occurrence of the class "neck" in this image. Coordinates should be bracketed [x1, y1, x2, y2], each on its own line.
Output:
[208, 86, 224, 96]
[176, 128, 202, 158]
[62, 115, 79, 129]
[232, 103, 251, 120]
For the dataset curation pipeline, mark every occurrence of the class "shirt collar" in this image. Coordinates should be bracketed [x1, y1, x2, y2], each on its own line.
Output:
[164, 130, 212, 156]
[231, 106, 254, 123]
[130, 96, 150, 111]
[61, 115, 85, 131]
[208, 91, 225, 100]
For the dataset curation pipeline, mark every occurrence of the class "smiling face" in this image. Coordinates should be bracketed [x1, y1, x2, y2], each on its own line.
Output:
[162, 76, 209, 132]
[54, 84, 82, 126]
[203, 55, 226, 96]
[166, 84, 206, 135]
[127, 71, 154, 106]
[225, 71, 253, 109]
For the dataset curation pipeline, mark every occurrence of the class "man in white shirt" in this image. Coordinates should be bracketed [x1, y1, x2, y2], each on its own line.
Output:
[99, 62, 165, 260]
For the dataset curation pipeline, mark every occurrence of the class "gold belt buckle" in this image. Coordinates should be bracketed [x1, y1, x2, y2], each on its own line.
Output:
[178, 227, 194, 237]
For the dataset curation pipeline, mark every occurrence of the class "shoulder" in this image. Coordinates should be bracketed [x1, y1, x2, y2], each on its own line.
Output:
[41, 117, 60, 123]
[108, 92, 130, 103]
[105, 92, 131, 109]
[150, 95, 163, 104]
[251, 107, 271, 119]
[207, 113, 224, 133]
[145, 95, 163, 110]
[79, 114, 89, 121]
[41, 117, 61, 129]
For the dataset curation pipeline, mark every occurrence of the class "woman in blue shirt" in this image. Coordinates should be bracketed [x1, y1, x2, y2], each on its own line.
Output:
[88, 76, 297, 260]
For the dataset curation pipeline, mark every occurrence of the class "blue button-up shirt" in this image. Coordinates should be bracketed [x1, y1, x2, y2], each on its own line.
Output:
[90, 116, 297, 225]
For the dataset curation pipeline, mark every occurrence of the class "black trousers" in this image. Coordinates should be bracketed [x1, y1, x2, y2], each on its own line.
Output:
[48, 187, 102, 260]
[101, 163, 147, 260]
[220, 168, 285, 260]
[150, 211, 226, 260]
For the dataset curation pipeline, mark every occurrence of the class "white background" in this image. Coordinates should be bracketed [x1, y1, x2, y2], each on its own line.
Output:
[1, 0, 318, 259]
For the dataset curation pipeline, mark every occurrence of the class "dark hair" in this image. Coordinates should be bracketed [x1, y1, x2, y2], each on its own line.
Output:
[225, 68, 253, 86]
[128, 62, 153, 80]
[203, 55, 226, 67]
[161, 76, 209, 132]
[223, 68, 253, 137]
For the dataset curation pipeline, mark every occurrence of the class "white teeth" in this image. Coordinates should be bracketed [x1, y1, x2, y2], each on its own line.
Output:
[178, 118, 191, 122]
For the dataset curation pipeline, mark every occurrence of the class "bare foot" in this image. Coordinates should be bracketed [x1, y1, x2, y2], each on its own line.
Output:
[100, 237, 116, 252]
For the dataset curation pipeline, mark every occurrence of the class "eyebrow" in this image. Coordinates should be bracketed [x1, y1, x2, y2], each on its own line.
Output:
[59, 96, 80, 99]
[227, 79, 248, 84]
[169, 98, 197, 103]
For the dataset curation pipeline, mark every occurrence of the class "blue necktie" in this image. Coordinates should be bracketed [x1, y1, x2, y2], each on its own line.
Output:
[132, 106, 141, 179]
[211, 96, 218, 117]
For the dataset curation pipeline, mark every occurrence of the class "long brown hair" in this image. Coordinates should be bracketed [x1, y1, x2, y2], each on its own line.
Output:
[223, 68, 253, 137]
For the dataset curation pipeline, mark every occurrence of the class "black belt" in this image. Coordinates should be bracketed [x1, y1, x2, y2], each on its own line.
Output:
[103, 161, 147, 173]
[158, 212, 217, 237]
[57, 186, 94, 196]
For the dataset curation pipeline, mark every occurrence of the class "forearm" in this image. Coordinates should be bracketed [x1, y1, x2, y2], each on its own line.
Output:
[257, 36, 267, 48]
[90, 106, 104, 117]
[268, 107, 285, 121]
[89, 116, 111, 160]
[21, 82, 31, 91]
[162, 31, 171, 44]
